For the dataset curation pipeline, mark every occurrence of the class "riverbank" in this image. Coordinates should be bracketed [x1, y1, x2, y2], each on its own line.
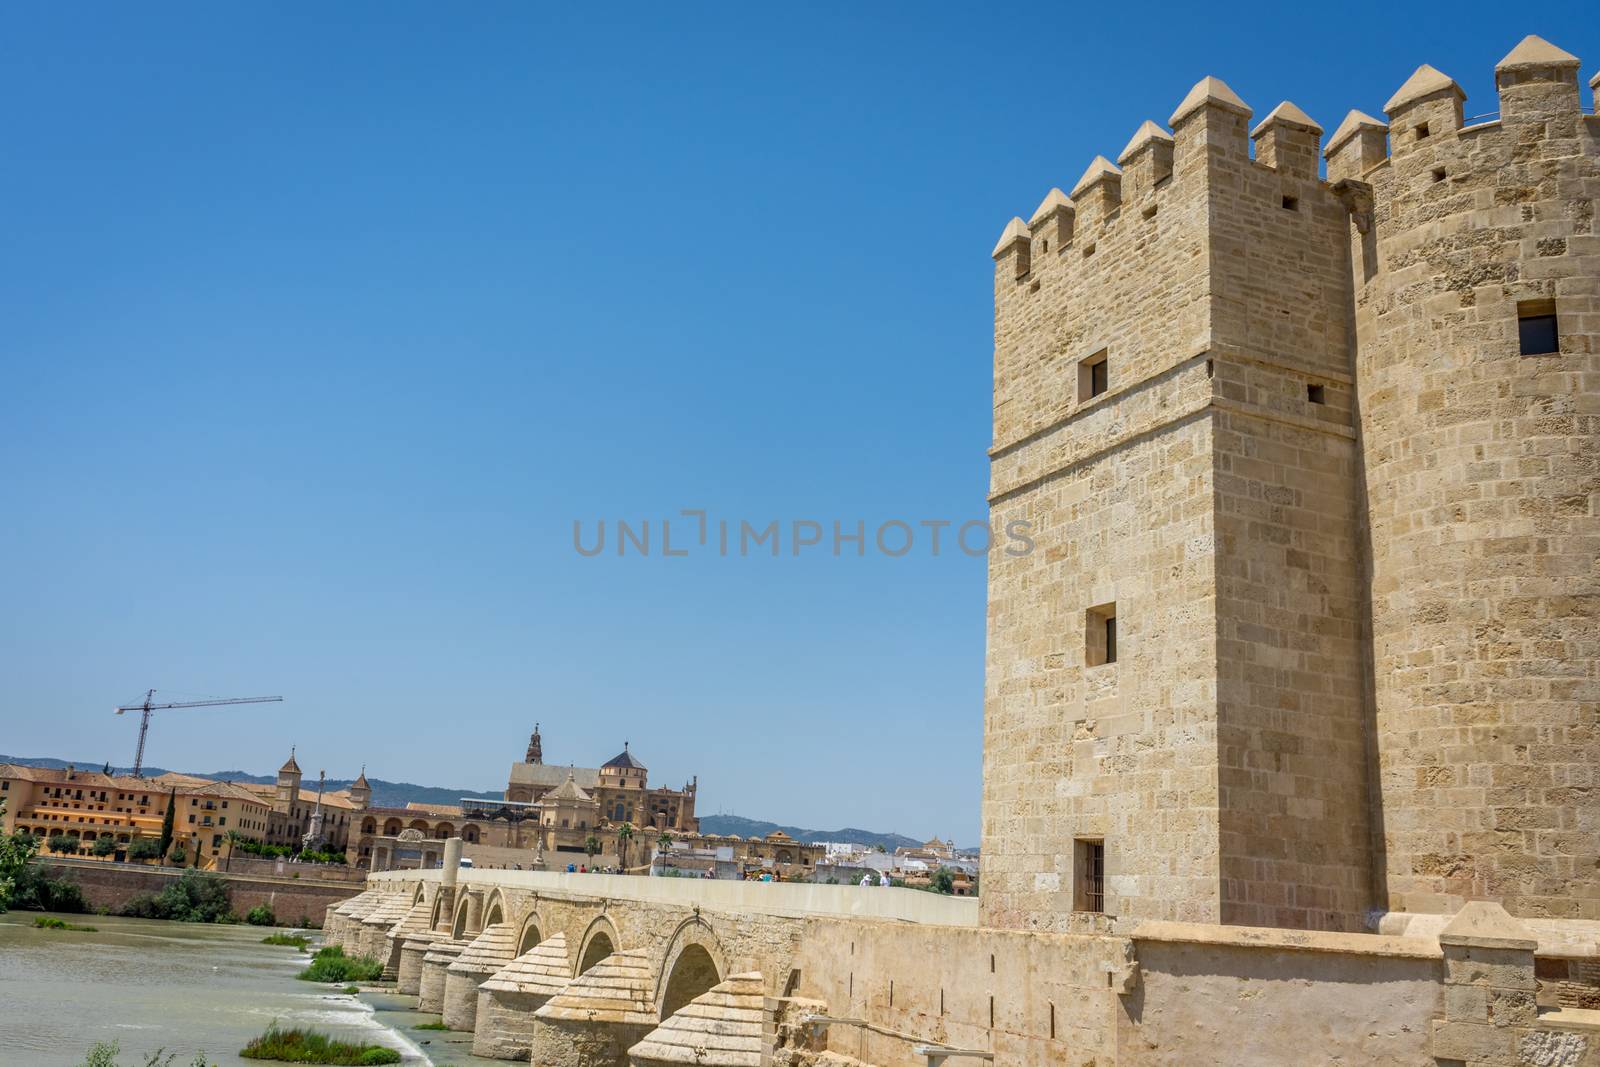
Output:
[0, 911, 497, 1066]
[33, 857, 362, 924]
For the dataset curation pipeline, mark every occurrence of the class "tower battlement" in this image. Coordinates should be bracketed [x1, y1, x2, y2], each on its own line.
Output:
[982, 35, 1600, 933]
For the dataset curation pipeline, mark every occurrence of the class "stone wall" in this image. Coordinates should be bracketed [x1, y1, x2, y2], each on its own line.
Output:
[983, 74, 1376, 933]
[365, 869, 1600, 1067]
[1344, 46, 1600, 922]
[984, 37, 1599, 935]
[36, 858, 360, 925]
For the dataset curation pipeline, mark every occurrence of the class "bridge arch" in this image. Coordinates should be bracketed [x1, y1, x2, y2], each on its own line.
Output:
[515, 910, 544, 955]
[482, 888, 506, 928]
[575, 914, 621, 977]
[655, 917, 726, 1021]
[452, 891, 484, 939]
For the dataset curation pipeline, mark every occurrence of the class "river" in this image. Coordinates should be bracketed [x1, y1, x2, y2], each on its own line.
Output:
[0, 912, 501, 1067]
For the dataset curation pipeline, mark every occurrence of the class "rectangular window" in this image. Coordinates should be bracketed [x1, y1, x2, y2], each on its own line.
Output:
[1074, 839, 1105, 913]
[1079, 350, 1109, 402]
[1086, 603, 1118, 667]
[1307, 383, 1326, 405]
[1518, 300, 1559, 356]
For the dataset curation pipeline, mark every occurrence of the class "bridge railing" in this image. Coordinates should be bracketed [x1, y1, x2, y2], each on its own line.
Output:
[370, 866, 979, 926]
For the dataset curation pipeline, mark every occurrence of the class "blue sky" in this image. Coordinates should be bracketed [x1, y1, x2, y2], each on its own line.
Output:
[2, 5, 1593, 844]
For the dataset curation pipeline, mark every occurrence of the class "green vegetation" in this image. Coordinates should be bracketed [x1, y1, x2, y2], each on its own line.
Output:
[341, 985, 359, 995]
[0, 802, 41, 912]
[928, 867, 955, 894]
[127, 837, 164, 862]
[122, 869, 236, 923]
[10, 864, 89, 912]
[230, 839, 346, 865]
[77, 1040, 212, 1066]
[91, 834, 118, 857]
[296, 848, 347, 865]
[413, 1021, 450, 1031]
[616, 822, 634, 870]
[35, 915, 99, 931]
[245, 904, 278, 926]
[262, 932, 313, 949]
[238, 1023, 399, 1064]
[158, 790, 176, 858]
[48, 832, 79, 854]
[296, 945, 384, 984]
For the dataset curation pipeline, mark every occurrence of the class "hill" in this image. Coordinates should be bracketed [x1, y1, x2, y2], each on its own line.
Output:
[697, 814, 922, 852]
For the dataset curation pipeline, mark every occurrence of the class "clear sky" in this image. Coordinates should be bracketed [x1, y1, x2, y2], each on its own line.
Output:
[2, 4, 1594, 845]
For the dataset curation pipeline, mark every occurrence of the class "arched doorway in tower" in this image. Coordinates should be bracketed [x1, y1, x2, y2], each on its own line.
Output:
[660, 943, 720, 1020]
[578, 931, 613, 975]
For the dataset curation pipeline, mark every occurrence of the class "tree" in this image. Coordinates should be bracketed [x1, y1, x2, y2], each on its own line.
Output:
[128, 838, 163, 863]
[47, 833, 75, 855]
[657, 832, 674, 852]
[91, 834, 117, 858]
[584, 834, 602, 861]
[0, 799, 40, 912]
[223, 830, 244, 872]
[615, 823, 634, 873]
[158, 789, 176, 860]
[929, 867, 955, 895]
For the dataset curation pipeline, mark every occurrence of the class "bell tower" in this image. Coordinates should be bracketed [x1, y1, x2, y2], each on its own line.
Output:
[275, 747, 302, 812]
[526, 723, 543, 765]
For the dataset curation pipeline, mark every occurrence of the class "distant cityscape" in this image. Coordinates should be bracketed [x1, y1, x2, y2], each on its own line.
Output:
[0, 725, 977, 889]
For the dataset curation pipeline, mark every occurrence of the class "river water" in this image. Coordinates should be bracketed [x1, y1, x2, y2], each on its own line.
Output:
[0, 912, 500, 1067]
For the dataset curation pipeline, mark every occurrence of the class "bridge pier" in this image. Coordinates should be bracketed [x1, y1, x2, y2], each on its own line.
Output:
[416, 939, 468, 1014]
[472, 932, 572, 1060]
[530, 949, 659, 1067]
[443, 922, 517, 1031]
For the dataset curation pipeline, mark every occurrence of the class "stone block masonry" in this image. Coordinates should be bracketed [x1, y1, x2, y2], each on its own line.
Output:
[983, 34, 1599, 934]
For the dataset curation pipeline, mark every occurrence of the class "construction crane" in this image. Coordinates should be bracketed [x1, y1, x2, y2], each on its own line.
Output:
[114, 689, 283, 777]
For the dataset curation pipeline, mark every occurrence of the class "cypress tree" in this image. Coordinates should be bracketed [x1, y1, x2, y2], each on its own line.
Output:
[158, 789, 176, 858]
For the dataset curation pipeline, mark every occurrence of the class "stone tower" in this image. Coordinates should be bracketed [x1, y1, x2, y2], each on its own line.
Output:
[526, 723, 543, 765]
[275, 748, 302, 812]
[980, 36, 1598, 933]
[1329, 39, 1600, 921]
[348, 766, 372, 809]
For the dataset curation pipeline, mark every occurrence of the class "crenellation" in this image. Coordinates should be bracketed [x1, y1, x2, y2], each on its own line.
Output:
[1068, 155, 1123, 230]
[1382, 64, 1466, 148]
[992, 216, 1030, 280]
[1324, 110, 1389, 182]
[1249, 101, 1323, 179]
[1117, 120, 1175, 203]
[1027, 187, 1073, 260]
[1494, 35, 1584, 123]
[1169, 76, 1252, 166]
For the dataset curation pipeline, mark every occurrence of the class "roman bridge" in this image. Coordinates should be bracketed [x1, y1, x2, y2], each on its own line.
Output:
[324, 863, 1598, 1067]
[327, 864, 985, 1066]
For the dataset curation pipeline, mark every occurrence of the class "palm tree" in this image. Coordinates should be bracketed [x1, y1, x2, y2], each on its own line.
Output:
[584, 834, 602, 863]
[223, 830, 245, 872]
[657, 832, 674, 853]
[616, 823, 634, 874]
